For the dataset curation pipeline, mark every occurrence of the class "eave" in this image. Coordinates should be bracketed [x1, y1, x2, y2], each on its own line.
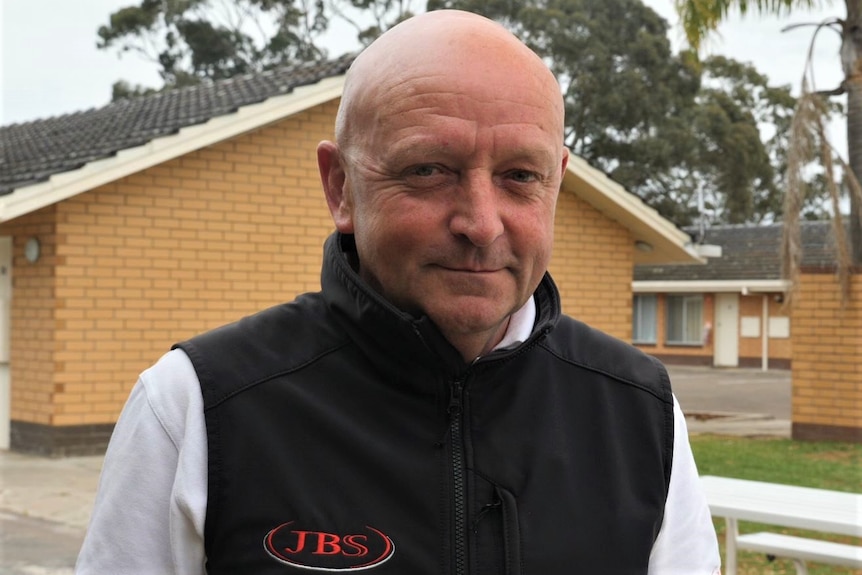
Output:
[632, 279, 792, 294]
[0, 76, 346, 223]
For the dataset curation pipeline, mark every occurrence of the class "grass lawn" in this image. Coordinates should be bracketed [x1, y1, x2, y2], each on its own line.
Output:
[690, 434, 862, 575]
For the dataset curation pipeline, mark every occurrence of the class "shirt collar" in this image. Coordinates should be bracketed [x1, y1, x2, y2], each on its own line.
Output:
[492, 296, 536, 352]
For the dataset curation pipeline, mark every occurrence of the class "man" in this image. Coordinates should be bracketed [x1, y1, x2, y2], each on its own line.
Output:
[77, 10, 720, 574]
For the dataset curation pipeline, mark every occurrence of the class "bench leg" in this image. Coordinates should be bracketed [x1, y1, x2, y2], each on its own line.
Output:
[725, 517, 738, 575]
[791, 559, 808, 575]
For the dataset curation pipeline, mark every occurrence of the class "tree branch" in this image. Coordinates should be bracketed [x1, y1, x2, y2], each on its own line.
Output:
[816, 84, 847, 97]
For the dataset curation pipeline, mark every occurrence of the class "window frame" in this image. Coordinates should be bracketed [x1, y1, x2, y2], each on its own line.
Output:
[665, 294, 704, 346]
[632, 294, 658, 345]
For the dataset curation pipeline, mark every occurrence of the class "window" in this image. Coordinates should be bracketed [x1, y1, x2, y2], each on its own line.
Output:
[666, 295, 704, 345]
[633, 294, 657, 344]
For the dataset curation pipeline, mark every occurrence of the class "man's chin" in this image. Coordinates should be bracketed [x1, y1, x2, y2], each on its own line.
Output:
[427, 302, 513, 338]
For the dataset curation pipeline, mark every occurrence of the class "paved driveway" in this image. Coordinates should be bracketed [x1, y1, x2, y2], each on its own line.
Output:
[667, 365, 791, 421]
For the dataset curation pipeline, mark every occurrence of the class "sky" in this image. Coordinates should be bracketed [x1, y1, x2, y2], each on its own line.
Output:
[0, 0, 848, 149]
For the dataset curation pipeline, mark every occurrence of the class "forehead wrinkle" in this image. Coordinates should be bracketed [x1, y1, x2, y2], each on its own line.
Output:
[383, 69, 560, 107]
[379, 91, 561, 137]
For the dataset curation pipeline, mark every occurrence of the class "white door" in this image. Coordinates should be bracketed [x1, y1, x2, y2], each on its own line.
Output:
[0, 237, 11, 449]
[714, 293, 739, 367]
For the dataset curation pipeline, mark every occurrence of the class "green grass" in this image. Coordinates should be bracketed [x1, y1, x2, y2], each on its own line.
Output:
[690, 435, 862, 575]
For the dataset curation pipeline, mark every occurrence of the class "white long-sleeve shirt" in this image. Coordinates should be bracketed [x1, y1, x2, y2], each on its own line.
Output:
[77, 301, 721, 574]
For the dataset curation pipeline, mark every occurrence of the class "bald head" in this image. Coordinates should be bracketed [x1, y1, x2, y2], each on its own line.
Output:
[335, 10, 565, 153]
[316, 10, 569, 360]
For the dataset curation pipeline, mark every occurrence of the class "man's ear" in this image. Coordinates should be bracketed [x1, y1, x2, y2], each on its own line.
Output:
[560, 148, 569, 179]
[317, 141, 355, 233]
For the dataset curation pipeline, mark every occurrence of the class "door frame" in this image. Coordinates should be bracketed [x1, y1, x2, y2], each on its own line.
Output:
[714, 292, 739, 367]
[0, 237, 12, 450]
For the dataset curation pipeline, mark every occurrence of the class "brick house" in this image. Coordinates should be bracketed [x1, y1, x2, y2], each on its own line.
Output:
[791, 267, 860, 442]
[634, 222, 861, 442]
[0, 57, 705, 455]
[632, 222, 839, 370]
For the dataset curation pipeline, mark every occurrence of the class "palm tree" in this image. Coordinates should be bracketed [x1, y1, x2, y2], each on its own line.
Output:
[673, 0, 862, 302]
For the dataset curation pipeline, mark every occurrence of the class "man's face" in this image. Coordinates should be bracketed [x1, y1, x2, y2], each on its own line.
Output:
[331, 48, 566, 354]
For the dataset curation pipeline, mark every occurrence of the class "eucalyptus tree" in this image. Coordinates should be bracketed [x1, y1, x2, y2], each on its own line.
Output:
[97, 0, 419, 97]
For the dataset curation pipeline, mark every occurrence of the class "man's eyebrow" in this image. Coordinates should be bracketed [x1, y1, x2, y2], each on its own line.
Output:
[382, 138, 452, 164]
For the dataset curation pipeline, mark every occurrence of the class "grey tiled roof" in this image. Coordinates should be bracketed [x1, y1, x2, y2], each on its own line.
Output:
[0, 54, 356, 196]
[634, 221, 841, 281]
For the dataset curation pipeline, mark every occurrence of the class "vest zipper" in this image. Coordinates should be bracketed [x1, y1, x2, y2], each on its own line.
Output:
[448, 377, 467, 575]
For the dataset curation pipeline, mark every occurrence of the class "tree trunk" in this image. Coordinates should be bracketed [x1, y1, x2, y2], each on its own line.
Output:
[844, 0, 862, 264]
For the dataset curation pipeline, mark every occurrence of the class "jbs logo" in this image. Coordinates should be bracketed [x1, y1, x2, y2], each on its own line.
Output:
[264, 521, 395, 571]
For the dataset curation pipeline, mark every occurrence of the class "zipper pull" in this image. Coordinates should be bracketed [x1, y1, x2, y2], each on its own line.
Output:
[472, 496, 502, 533]
[435, 378, 464, 448]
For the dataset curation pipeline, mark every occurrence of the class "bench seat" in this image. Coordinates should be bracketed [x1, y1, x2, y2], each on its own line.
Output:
[737, 532, 862, 568]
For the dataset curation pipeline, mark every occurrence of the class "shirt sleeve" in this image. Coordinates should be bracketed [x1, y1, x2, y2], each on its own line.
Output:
[648, 395, 722, 575]
[76, 349, 208, 575]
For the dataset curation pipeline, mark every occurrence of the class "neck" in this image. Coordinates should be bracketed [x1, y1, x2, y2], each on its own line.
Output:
[446, 316, 512, 363]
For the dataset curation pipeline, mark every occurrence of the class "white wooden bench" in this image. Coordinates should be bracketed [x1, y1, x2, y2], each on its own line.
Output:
[736, 532, 862, 574]
[700, 475, 862, 575]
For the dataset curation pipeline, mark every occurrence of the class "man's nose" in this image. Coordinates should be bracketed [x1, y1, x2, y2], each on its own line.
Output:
[448, 173, 505, 247]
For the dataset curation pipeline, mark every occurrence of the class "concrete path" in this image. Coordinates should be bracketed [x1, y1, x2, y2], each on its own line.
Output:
[0, 453, 101, 574]
[668, 364, 792, 438]
[0, 365, 792, 573]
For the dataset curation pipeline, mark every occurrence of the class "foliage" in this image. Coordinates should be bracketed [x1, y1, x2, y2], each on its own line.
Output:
[656, 56, 801, 225]
[328, 0, 423, 46]
[672, 0, 824, 53]
[98, 0, 325, 89]
[428, 0, 829, 226]
[97, 0, 418, 95]
[779, 18, 860, 304]
[111, 80, 160, 102]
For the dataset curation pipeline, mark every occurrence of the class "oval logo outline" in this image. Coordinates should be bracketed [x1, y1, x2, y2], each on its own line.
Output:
[263, 521, 396, 571]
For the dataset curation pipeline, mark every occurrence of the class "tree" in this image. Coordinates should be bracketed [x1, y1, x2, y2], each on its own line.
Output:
[634, 55, 811, 227]
[673, 0, 862, 301]
[326, 0, 423, 46]
[98, 0, 327, 91]
[97, 0, 418, 95]
[427, 0, 813, 227]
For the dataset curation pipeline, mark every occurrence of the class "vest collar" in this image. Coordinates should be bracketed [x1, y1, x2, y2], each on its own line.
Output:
[321, 232, 561, 376]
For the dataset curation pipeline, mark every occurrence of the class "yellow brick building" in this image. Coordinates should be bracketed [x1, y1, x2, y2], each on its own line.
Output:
[0, 61, 703, 455]
[633, 223, 861, 443]
[790, 271, 861, 442]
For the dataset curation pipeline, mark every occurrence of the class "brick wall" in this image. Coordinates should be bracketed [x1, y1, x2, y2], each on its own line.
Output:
[550, 192, 633, 340]
[3, 99, 643, 454]
[4, 101, 339, 453]
[791, 271, 861, 442]
[4, 207, 58, 427]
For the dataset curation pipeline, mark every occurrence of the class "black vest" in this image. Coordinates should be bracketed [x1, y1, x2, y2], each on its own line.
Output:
[175, 233, 674, 575]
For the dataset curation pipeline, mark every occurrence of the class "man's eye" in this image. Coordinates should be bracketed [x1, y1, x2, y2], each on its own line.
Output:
[410, 165, 440, 177]
[509, 170, 538, 183]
